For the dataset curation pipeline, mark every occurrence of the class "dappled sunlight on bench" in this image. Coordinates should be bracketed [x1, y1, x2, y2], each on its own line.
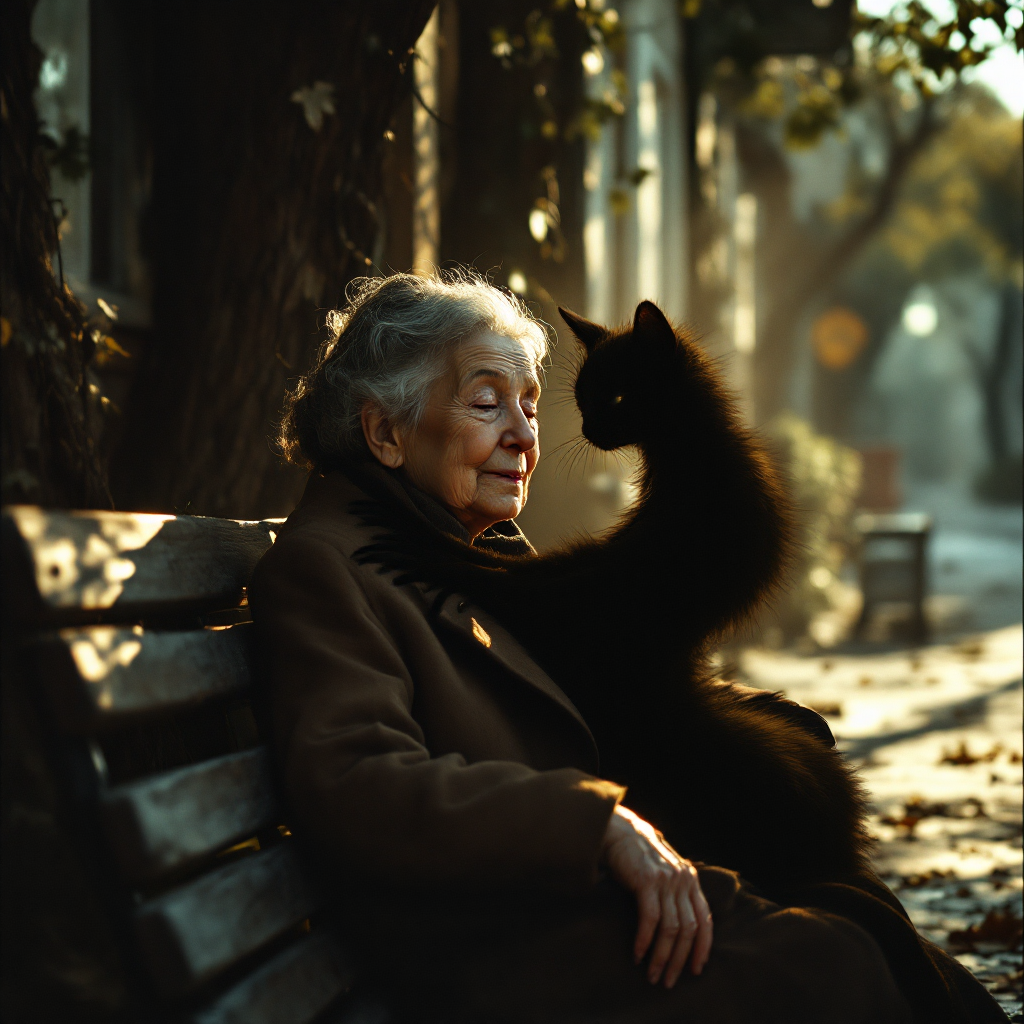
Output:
[10, 506, 173, 608]
[67, 625, 144, 689]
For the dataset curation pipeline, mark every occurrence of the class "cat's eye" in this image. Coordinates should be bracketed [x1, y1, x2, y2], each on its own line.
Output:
[611, 394, 623, 405]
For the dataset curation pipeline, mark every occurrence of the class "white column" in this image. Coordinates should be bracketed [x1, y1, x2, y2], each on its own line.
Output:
[733, 192, 757, 424]
[583, 53, 616, 326]
[635, 78, 661, 304]
[619, 0, 687, 323]
[584, 123, 614, 326]
[412, 9, 440, 277]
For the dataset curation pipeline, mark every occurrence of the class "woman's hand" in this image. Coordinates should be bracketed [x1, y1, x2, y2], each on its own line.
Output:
[601, 805, 713, 988]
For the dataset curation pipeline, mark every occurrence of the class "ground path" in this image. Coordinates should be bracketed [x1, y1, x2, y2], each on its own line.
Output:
[738, 624, 1023, 1020]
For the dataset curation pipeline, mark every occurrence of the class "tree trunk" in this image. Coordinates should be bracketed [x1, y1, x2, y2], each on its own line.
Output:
[967, 282, 1022, 466]
[809, 248, 913, 440]
[1, 0, 108, 509]
[111, 1, 437, 518]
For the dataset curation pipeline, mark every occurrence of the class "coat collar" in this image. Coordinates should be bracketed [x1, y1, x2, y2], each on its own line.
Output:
[293, 467, 599, 770]
[340, 459, 536, 556]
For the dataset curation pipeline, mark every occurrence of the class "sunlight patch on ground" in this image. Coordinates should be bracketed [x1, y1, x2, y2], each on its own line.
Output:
[739, 624, 1023, 1017]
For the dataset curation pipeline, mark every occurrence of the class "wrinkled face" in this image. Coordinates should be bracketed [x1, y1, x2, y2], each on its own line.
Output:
[400, 331, 541, 538]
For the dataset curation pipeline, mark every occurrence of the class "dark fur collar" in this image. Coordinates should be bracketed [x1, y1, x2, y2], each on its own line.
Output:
[339, 459, 535, 558]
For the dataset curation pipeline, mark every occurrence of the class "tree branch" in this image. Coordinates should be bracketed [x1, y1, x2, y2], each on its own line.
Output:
[755, 96, 942, 421]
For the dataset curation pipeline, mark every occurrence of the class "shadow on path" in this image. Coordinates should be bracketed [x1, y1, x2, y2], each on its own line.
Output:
[840, 677, 1023, 761]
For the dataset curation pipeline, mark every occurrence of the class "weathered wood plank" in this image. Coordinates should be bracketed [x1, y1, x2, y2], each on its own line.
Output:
[135, 843, 314, 997]
[188, 931, 356, 1024]
[30, 623, 253, 732]
[101, 748, 277, 883]
[2, 507, 283, 625]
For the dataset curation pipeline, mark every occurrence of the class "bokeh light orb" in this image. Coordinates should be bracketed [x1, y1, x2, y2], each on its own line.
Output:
[528, 208, 549, 242]
[508, 271, 527, 295]
[903, 301, 938, 337]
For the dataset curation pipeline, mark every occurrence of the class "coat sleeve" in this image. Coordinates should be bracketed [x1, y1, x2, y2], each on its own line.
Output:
[249, 531, 625, 894]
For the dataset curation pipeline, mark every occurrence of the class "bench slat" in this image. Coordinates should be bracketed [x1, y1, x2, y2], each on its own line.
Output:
[101, 748, 277, 882]
[188, 931, 355, 1024]
[3, 507, 281, 625]
[135, 843, 314, 997]
[32, 624, 253, 731]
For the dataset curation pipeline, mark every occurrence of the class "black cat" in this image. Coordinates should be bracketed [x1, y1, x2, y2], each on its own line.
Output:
[353, 300, 870, 889]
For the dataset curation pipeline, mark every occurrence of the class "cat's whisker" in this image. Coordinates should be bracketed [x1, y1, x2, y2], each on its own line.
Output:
[569, 438, 593, 481]
[549, 433, 586, 457]
[559, 437, 592, 480]
[555, 438, 587, 478]
[547, 394, 580, 410]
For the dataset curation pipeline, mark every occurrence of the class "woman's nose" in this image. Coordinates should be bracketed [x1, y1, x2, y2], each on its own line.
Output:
[503, 407, 537, 453]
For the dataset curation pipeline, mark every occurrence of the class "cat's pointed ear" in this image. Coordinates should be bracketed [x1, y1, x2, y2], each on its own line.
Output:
[558, 306, 605, 352]
[633, 301, 676, 349]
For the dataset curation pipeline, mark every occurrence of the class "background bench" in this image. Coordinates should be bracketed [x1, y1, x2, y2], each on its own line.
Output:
[1, 506, 388, 1024]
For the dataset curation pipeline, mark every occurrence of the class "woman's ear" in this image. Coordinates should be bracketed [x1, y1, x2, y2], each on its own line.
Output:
[361, 403, 405, 469]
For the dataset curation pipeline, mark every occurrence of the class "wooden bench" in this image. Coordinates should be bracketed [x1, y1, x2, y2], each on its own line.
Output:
[853, 511, 933, 644]
[1, 506, 389, 1024]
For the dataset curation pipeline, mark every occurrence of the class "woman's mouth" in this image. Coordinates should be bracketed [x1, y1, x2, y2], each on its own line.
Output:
[487, 470, 524, 482]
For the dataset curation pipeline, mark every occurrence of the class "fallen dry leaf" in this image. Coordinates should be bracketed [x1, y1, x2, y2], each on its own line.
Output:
[939, 741, 1003, 766]
[901, 869, 956, 888]
[955, 640, 984, 660]
[947, 908, 1023, 953]
[880, 796, 955, 832]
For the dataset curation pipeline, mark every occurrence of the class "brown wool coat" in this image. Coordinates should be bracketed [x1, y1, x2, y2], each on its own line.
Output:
[250, 470, 914, 1024]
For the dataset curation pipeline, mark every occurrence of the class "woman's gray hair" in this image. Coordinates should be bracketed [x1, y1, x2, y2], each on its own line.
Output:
[279, 270, 549, 469]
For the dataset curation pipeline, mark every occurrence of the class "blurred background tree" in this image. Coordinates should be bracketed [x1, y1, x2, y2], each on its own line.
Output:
[683, 0, 1023, 425]
[759, 413, 863, 646]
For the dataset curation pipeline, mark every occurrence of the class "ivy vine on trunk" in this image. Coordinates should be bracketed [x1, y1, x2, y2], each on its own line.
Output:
[1, 0, 109, 509]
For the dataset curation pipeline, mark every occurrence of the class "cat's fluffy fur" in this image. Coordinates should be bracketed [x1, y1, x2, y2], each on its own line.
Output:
[354, 301, 870, 889]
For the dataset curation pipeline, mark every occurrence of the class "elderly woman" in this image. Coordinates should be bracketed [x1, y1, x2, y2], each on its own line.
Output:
[250, 273, 915, 1023]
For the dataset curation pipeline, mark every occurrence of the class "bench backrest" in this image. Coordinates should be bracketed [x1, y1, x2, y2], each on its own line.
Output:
[2, 506, 383, 1024]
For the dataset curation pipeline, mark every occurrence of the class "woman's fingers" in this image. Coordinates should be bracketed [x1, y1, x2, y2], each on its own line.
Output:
[661, 877, 699, 987]
[646, 883, 682, 984]
[688, 881, 714, 977]
[633, 884, 662, 965]
[601, 806, 714, 984]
